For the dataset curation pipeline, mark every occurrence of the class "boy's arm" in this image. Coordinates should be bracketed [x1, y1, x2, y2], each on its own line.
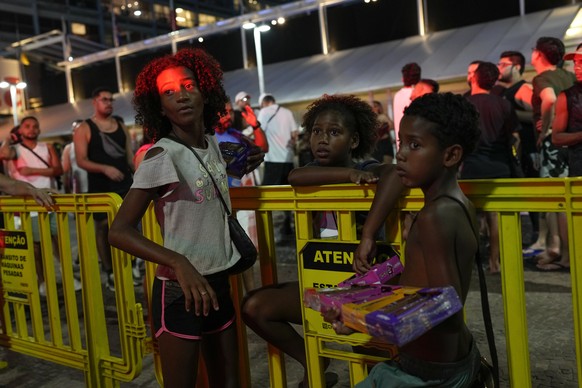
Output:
[354, 164, 403, 274]
[288, 165, 379, 186]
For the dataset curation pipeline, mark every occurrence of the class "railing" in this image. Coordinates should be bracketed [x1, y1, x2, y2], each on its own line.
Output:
[0, 193, 146, 387]
[223, 178, 582, 388]
[1, 177, 580, 387]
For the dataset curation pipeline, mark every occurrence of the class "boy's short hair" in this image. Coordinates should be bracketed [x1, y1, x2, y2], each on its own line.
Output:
[404, 92, 480, 161]
[402, 62, 422, 86]
[475, 62, 499, 91]
[301, 94, 378, 159]
[535, 36, 565, 66]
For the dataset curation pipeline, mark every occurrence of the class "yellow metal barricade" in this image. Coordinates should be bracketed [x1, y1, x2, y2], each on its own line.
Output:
[0, 193, 146, 387]
[226, 178, 582, 388]
[5, 177, 579, 387]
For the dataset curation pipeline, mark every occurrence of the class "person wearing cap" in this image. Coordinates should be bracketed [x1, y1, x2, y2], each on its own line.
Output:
[530, 37, 576, 270]
[233, 91, 256, 133]
[235, 91, 251, 110]
[257, 93, 298, 237]
[536, 42, 582, 273]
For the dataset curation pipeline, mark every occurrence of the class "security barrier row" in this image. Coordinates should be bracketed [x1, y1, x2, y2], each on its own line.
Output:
[0, 193, 146, 387]
[0, 178, 580, 387]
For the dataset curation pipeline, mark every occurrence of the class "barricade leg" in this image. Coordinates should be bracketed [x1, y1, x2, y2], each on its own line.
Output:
[498, 211, 531, 387]
[568, 208, 582, 385]
[255, 210, 288, 387]
[230, 274, 252, 388]
[305, 334, 325, 388]
[348, 360, 367, 386]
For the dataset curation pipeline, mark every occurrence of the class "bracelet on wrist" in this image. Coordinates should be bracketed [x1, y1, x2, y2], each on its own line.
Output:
[252, 120, 261, 130]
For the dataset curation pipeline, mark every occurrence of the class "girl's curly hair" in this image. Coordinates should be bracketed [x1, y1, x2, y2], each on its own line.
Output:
[133, 48, 228, 141]
[404, 92, 481, 160]
[301, 94, 378, 159]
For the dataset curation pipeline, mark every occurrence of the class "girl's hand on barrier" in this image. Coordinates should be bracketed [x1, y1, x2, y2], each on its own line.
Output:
[174, 257, 219, 316]
[349, 170, 379, 185]
[353, 237, 375, 274]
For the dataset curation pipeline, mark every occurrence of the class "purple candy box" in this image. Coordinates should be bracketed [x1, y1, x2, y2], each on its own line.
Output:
[342, 286, 463, 346]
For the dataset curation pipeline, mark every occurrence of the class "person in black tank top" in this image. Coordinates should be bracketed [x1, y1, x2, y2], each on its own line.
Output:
[73, 87, 135, 291]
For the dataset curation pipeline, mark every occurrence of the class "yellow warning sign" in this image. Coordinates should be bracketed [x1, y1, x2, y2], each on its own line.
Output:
[0, 229, 36, 292]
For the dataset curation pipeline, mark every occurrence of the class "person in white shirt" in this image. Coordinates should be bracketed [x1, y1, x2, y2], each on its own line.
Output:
[392, 62, 421, 149]
[0, 116, 80, 295]
[257, 93, 298, 236]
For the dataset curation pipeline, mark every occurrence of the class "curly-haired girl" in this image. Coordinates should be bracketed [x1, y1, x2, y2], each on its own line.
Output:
[241, 94, 403, 387]
[110, 48, 263, 387]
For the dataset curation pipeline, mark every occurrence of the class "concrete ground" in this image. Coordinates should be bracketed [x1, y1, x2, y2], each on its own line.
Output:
[0, 213, 578, 387]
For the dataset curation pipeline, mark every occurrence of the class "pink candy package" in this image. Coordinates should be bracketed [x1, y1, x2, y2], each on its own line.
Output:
[338, 255, 404, 288]
[303, 285, 401, 316]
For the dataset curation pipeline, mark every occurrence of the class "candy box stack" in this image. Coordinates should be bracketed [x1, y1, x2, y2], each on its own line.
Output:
[342, 286, 462, 346]
[303, 285, 401, 316]
[337, 255, 403, 288]
[303, 255, 404, 315]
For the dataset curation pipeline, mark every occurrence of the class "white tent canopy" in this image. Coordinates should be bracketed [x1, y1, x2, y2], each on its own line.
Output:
[0, 4, 578, 139]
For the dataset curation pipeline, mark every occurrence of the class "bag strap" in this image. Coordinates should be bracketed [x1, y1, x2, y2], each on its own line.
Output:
[88, 118, 127, 157]
[434, 195, 500, 388]
[19, 144, 51, 168]
[263, 105, 281, 131]
[166, 135, 232, 216]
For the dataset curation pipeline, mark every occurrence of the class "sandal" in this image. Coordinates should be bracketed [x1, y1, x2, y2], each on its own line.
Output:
[522, 247, 544, 258]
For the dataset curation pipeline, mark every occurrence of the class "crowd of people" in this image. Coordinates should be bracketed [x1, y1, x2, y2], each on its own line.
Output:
[0, 33, 579, 387]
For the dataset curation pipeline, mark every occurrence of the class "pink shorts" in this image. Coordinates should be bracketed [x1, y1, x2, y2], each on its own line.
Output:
[151, 274, 235, 340]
